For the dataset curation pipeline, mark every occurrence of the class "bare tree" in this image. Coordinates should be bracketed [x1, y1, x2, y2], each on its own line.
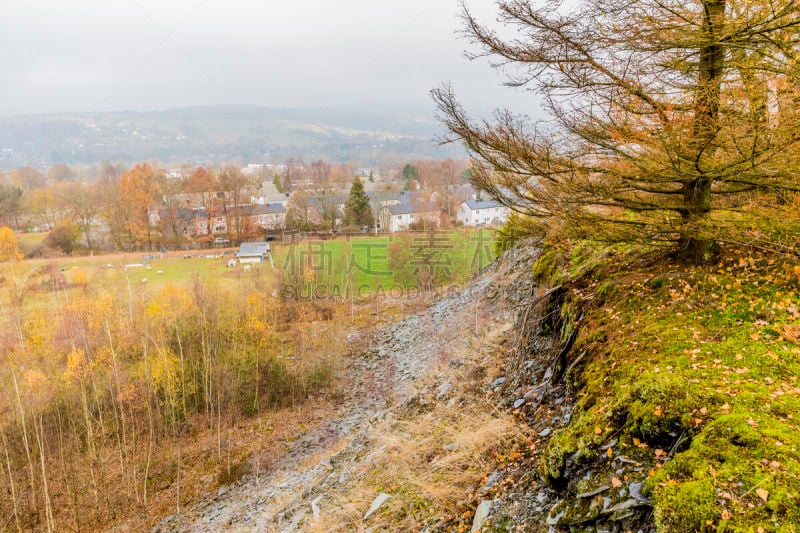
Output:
[435, 0, 800, 263]
[310, 160, 332, 188]
[218, 164, 253, 242]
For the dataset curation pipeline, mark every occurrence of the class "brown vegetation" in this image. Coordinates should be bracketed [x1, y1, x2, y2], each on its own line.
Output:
[0, 267, 360, 531]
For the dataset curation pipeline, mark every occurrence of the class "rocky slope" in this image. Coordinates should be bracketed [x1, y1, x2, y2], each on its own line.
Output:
[155, 259, 516, 531]
[154, 243, 658, 532]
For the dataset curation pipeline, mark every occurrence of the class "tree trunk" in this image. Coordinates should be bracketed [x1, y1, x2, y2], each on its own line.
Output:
[680, 0, 725, 263]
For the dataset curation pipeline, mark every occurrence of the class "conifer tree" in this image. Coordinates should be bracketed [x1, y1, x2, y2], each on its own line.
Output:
[345, 176, 374, 227]
[435, 0, 800, 263]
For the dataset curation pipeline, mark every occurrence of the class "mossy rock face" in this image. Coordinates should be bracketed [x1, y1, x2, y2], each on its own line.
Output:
[539, 433, 572, 490]
[653, 478, 717, 533]
[532, 249, 561, 283]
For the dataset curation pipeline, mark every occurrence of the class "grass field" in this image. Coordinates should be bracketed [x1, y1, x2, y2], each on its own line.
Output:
[15, 231, 47, 255]
[273, 229, 497, 297]
[2, 229, 497, 309]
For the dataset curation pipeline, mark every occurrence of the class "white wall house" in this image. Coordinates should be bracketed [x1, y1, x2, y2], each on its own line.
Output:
[456, 199, 510, 226]
[381, 202, 440, 233]
[251, 203, 286, 230]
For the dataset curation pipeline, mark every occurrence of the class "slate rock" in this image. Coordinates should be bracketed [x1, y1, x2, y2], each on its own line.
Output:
[471, 500, 492, 532]
[364, 493, 391, 520]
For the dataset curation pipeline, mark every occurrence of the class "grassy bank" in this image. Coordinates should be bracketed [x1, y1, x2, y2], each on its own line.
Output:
[538, 243, 800, 531]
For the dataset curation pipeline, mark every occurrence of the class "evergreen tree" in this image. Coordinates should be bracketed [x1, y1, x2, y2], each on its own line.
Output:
[345, 176, 374, 227]
[401, 164, 418, 191]
[435, 0, 800, 263]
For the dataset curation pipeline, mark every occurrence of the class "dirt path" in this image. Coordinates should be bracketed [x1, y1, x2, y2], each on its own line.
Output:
[155, 271, 505, 532]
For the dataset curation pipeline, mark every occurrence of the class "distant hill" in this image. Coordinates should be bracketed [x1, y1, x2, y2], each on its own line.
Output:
[0, 105, 463, 169]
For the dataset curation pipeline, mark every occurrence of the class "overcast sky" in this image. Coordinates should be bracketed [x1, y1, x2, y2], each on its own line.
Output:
[0, 0, 537, 118]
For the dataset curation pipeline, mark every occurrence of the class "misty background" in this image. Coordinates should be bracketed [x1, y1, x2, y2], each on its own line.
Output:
[0, 1, 539, 167]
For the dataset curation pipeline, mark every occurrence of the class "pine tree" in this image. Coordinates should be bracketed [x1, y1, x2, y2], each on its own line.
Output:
[435, 0, 800, 263]
[345, 177, 374, 227]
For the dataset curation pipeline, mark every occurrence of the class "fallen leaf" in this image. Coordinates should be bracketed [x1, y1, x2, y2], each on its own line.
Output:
[611, 477, 622, 487]
[607, 447, 613, 458]
[756, 488, 769, 502]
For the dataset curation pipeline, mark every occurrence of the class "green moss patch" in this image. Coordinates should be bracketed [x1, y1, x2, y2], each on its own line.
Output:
[539, 243, 800, 531]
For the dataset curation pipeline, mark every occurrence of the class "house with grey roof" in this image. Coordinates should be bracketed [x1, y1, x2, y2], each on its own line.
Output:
[257, 181, 291, 206]
[238, 241, 271, 264]
[251, 203, 286, 230]
[379, 198, 440, 233]
[456, 198, 510, 226]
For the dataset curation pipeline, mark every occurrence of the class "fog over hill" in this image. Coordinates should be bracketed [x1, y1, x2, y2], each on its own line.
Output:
[0, 105, 464, 169]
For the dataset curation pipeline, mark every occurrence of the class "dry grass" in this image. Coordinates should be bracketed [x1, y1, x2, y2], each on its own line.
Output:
[306, 318, 522, 532]
[308, 403, 518, 532]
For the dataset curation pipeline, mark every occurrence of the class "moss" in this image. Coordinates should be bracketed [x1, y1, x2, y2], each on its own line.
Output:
[539, 431, 576, 490]
[654, 477, 718, 533]
[532, 249, 560, 284]
[534, 242, 800, 531]
[596, 280, 617, 302]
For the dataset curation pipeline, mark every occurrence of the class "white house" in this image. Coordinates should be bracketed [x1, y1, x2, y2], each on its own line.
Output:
[381, 201, 440, 233]
[251, 203, 286, 230]
[456, 199, 510, 226]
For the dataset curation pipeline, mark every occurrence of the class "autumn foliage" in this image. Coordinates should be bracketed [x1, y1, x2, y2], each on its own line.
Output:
[0, 271, 336, 530]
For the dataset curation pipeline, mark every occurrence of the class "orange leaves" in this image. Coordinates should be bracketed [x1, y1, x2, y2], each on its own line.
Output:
[778, 324, 800, 344]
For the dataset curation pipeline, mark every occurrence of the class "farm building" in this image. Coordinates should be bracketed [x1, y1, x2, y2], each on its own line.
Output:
[238, 241, 271, 264]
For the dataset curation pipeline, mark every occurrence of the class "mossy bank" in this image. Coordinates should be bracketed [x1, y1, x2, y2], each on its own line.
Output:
[525, 242, 800, 532]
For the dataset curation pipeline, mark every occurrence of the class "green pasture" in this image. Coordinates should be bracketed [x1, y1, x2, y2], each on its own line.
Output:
[2, 229, 497, 309]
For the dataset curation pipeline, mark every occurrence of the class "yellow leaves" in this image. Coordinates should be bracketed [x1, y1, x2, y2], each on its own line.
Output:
[594, 425, 602, 435]
[20, 368, 53, 411]
[71, 268, 89, 287]
[65, 346, 112, 384]
[0, 226, 22, 262]
[146, 285, 195, 326]
[653, 405, 663, 417]
[66, 347, 90, 383]
[23, 308, 52, 353]
[149, 348, 181, 401]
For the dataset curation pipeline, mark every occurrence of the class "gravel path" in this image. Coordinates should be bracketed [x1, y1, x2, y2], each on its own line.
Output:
[155, 273, 502, 532]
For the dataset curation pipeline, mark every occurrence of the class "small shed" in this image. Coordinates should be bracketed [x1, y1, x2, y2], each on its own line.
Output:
[238, 241, 271, 264]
